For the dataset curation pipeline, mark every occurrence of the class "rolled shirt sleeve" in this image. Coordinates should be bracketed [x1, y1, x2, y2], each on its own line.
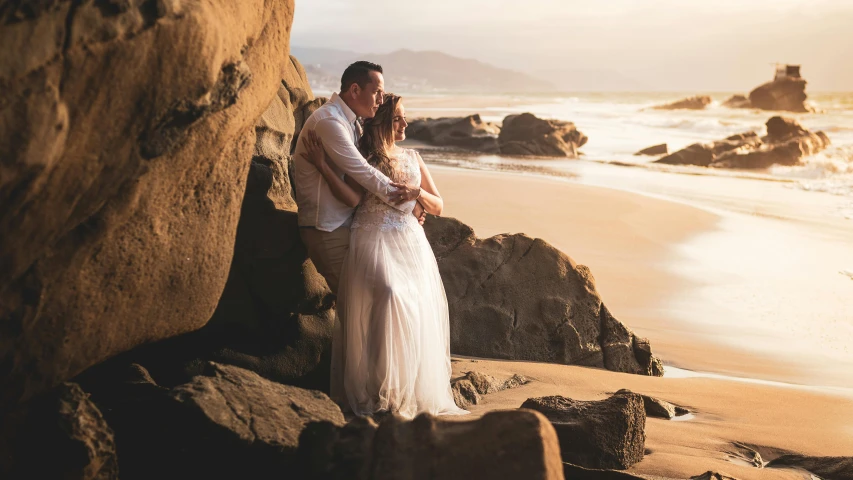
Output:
[313, 118, 412, 213]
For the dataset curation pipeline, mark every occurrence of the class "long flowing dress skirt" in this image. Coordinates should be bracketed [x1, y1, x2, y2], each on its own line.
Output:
[331, 222, 467, 419]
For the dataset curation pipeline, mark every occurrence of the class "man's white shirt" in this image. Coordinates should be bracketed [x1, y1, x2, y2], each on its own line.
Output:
[293, 93, 413, 231]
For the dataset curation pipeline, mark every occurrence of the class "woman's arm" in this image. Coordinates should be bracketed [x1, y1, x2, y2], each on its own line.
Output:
[300, 130, 363, 208]
[414, 151, 444, 216]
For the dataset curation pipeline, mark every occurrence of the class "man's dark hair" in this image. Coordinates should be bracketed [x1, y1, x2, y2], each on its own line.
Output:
[340, 61, 383, 93]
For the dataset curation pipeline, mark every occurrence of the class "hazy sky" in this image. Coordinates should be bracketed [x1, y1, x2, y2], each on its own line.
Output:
[292, 0, 853, 91]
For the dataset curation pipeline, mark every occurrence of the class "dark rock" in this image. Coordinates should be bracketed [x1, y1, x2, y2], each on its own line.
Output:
[634, 144, 668, 156]
[691, 472, 740, 480]
[406, 114, 501, 153]
[615, 389, 688, 419]
[296, 410, 565, 479]
[424, 215, 663, 377]
[749, 78, 812, 113]
[202, 60, 336, 392]
[767, 455, 853, 480]
[722, 94, 752, 109]
[171, 363, 345, 454]
[499, 112, 588, 157]
[0, 0, 297, 411]
[77, 362, 344, 480]
[651, 95, 712, 110]
[3, 383, 118, 480]
[656, 117, 829, 169]
[450, 378, 481, 408]
[521, 393, 646, 470]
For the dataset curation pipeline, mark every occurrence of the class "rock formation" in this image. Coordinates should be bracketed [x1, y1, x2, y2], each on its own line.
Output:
[723, 78, 812, 112]
[0, 0, 297, 411]
[408, 112, 587, 158]
[749, 78, 812, 113]
[655, 116, 829, 169]
[425, 216, 664, 377]
[406, 114, 500, 152]
[651, 95, 712, 110]
[499, 113, 588, 157]
[521, 393, 646, 470]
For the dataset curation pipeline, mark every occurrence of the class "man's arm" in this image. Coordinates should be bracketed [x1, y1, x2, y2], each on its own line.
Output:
[313, 118, 413, 212]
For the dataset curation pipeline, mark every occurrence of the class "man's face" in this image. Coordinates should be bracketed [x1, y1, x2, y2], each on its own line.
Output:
[352, 71, 384, 118]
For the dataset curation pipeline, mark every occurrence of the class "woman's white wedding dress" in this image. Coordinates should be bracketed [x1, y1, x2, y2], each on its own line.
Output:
[330, 147, 468, 419]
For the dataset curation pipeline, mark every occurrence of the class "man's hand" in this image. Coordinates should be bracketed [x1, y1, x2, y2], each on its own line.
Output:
[389, 182, 421, 205]
[412, 201, 427, 225]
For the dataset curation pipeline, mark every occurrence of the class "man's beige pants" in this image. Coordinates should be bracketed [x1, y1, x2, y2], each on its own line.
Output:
[299, 226, 350, 294]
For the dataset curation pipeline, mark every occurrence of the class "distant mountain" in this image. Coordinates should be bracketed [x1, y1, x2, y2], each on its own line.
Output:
[292, 47, 555, 94]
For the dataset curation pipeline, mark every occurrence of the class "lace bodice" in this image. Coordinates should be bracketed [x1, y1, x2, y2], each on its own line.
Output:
[352, 148, 422, 232]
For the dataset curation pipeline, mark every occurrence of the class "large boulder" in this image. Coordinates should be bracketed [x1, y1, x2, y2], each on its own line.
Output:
[78, 362, 345, 480]
[656, 117, 829, 169]
[406, 114, 501, 153]
[499, 113, 588, 157]
[521, 393, 646, 470]
[0, 0, 297, 411]
[424, 216, 663, 376]
[749, 78, 812, 113]
[651, 95, 712, 110]
[296, 410, 565, 479]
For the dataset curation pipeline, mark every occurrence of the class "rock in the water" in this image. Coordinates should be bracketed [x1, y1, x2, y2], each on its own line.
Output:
[2, 383, 118, 480]
[722, 94, 752, 109]
[451, 378, 481, 408]
[615, 389, 688, 419]
[296, 410, 565, 479]
[656, 117, 829, 169]
[634, 144, 668, 156]
[499, 113, 588, 157]
[406, 114, 501, 153]
[651, 95, 712, 110]
[0, 0, 297, 411]
[767, 455, 853, 480]
[521, 393, 646, 470]
[749, 78, 812, 113]
[424, 216, 663, 377]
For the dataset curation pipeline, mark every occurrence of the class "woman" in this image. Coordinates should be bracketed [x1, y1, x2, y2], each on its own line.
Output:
[302, 94, 467, 419]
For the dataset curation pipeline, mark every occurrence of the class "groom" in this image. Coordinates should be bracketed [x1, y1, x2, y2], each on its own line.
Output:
[292, 61, 424, 293]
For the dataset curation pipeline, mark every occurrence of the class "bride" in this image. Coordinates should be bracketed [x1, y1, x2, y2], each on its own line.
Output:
[302, 93, 467, 419]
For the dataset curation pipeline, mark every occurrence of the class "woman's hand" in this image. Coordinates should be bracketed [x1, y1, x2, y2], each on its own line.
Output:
[389, 182, 421, 205]
[300, 130, 326, 170]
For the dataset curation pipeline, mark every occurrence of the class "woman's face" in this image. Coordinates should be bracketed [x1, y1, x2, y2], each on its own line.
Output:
[392, 103, 408, 142]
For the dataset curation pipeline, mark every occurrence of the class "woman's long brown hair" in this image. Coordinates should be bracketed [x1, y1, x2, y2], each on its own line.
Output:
[358, 93, 402, 181]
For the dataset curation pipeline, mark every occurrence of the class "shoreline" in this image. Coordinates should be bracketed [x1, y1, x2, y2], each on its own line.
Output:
[429, 164, 853, 388]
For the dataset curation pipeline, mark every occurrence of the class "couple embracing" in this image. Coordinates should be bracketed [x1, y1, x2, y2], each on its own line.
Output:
[292, 61, 468, 419]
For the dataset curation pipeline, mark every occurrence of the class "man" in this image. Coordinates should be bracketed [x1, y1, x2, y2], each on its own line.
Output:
[292, 61, 424, 293]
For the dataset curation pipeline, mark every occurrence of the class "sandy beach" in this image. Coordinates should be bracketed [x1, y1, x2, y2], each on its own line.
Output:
[429, 166, 853, 479]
